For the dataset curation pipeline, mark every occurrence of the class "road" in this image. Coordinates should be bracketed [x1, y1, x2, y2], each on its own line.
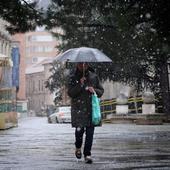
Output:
[0, 117, 170, 170]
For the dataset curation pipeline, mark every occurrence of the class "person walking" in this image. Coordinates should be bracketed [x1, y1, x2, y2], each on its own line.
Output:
[67, 63, 104, 164]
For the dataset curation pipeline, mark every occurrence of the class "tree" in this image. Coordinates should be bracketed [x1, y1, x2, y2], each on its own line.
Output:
[45, 1, 148, 84]
[0, 0, 44, 34]
[121, 0, 170, 114]
[45, 61, 70, 105]
[45, 0, 170, 114]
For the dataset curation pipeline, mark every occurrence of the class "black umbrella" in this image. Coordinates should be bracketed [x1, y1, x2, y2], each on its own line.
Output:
[55, 47, 112, 63]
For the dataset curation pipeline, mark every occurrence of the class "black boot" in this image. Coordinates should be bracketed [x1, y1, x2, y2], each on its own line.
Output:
[84, 156, 93, 164]
[75, 148, 82, 159]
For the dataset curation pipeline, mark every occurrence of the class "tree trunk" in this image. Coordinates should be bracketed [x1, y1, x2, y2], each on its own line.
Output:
[159, 58, 170, 115]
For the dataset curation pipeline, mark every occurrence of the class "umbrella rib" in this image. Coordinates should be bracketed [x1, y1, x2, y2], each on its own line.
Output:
[76, 49, 81, 62]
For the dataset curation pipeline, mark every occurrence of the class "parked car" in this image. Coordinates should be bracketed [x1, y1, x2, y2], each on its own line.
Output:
[48, 106, 71, 123]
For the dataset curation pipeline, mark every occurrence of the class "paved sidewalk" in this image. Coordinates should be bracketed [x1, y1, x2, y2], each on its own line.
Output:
[0, 117, 170, 170]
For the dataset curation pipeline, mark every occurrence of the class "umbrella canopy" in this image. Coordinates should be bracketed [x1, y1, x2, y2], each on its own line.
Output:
[55, 47, 112, 63]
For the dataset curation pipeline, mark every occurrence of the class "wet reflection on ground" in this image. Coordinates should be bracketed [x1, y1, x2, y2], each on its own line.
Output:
[0, 117, 170, 169]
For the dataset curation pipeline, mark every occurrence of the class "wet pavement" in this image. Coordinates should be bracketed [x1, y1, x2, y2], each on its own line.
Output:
[0, 117, 170, 170]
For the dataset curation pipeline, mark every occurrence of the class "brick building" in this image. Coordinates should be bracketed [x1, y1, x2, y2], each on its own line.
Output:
[0, 19, 17, 129]
[26, 58, 70, 116]
[12, 27, 60, 115]
[26, 59, 54, 115]
[25, 28, 59, 67]
[12, 34, 27, 114]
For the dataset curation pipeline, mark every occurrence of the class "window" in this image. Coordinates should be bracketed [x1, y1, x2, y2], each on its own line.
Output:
[44, 46, 53, 52]
[39, 80, 41, 91]
[32, 57, 38, 63]
[32, 80, 35, 92]
[27, 35, 53, 42]
[41, 80, 44, 91]
[26, 46, 54, 53]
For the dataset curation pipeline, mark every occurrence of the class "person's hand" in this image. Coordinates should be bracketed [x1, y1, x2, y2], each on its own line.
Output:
[80, 77, 86, 84]
[87, 86, 95, 93]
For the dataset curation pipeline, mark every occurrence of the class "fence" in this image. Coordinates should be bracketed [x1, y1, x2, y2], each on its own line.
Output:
[0, 88, 16, 112]
[100, 96, 163, 118]
[0, 87, 17, 129]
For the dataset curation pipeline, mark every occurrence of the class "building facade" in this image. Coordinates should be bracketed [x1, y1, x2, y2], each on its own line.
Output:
[26, 58, 71, 116]
[24, 27, 60, 115]
[25, 28, 59, 67]
[11, 27, 60, 116]
[26, 59, 55, 116]
[12, 34, 28, 115]
[0, 19, 12, 86]
[0, 19, 17, 129]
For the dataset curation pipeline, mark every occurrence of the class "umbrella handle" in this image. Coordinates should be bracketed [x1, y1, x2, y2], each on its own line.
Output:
[83, 63, 85, 77]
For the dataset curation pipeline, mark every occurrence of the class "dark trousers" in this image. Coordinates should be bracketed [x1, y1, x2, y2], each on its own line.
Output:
[75, 126, 95, 157]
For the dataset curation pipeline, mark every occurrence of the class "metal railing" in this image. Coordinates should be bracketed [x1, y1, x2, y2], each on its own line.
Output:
[100, 96, 163, 118]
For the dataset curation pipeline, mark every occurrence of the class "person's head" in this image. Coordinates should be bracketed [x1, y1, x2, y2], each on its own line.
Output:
[76, 63, 89, 72]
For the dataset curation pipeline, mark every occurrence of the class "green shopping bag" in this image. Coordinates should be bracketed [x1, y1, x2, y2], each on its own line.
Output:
[92, 93, 101, 125]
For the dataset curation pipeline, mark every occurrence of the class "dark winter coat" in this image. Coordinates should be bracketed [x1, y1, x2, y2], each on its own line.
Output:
[67, 68, 104, 127]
